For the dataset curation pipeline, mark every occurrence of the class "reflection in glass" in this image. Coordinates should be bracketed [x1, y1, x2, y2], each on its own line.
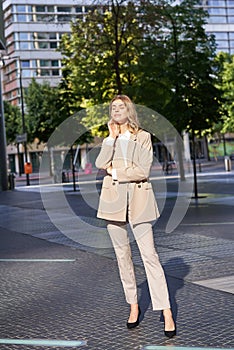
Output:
[213, 32, 228, 39]
[16, 5, 26, 12]
[17, 14, 27, 21]
[209, 16, 227, 23]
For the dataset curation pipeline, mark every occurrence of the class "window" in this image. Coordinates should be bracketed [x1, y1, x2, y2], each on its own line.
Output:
[22, 69, 31, 77]
[39, 60, 59, 67]
[208, 8, 226, 15]
[16, 5, 26, 12]
[16, 14, 27, 21]
[76, 7, 83, 13]
[209, 16, 227, 23]
[48, 6, 54, 12]
[19, 42, 30, 49]
[213, 32, 228, 39]
[229, 33, 234, 39]
[207, 0, 225, 4]
[32, 32, 59, 49]
[58, 15, 72, 22]
[41, 69, 50, 76]
[228, 8, 234, 14]
[36, 14, 49, 22]
[19, 33, 28, 40]
[36, 6, 45, 12]
[228, 16, 234, 22]
[52, 70, 60, 76]
[40, 60, 50, 67]
[38, 42, 48, 49]
[51, 60, 59, 67]
[50, 42, 57, 49]
[37, 33, 48, 39]
[57, 6, 72, 12]
[49, 33, 56, 39]
[21, 60, 30, 68]
[217, 40, 229, 48]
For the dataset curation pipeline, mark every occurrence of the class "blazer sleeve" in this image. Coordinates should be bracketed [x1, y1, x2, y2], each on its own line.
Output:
[95, 137, 115, 169]
[116, 131, 153, 182]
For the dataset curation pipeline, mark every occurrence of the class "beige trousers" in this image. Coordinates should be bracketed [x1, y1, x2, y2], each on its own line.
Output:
[107, 222, 171, 311]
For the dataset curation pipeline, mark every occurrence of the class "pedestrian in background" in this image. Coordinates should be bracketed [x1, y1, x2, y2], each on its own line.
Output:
[95, 95, 176, 338]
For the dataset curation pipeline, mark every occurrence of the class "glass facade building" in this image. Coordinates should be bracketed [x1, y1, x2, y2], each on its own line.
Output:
[201, 0, 234, 53]
[2, 0, 95, 105]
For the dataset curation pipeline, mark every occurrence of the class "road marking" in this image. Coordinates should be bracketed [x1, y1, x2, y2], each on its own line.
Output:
[0, 259, 76, 262]
[181, 222, 234, 226]
[143, 346, 233, 350]
[0, 339, 86, 347]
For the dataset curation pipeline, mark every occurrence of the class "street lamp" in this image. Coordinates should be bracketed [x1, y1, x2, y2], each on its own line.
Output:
[0, 40, 8, 191]
[3, 55, 30, 186]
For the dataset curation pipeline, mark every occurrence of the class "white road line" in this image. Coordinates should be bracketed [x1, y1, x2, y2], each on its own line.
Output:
[0, 339, 86, 347]
[0, 259, 76, 262]
[181, 222, 234, 226]
[143, 346, 233, 350]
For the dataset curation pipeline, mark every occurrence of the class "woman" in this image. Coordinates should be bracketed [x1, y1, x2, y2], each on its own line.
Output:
[95, 95, 176, 338]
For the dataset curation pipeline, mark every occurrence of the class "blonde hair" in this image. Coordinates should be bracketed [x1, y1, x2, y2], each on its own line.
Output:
[109, 95, 140, 134]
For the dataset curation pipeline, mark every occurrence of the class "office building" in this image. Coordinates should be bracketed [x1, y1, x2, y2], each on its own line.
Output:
[202, 0, 234, 53]
[1, 0, 98, 105]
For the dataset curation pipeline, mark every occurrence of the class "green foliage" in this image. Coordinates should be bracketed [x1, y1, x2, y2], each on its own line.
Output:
[59, 1, 143, 105]
[215, 52, 234, 132]
[3, 101, 22, 143]
[147, 0, 220, 133]
[58, 0, 221, 137]
[25, 78, 93, 146]
[25, 78, 62, 143]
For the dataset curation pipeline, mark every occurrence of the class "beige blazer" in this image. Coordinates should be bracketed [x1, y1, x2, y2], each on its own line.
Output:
[95, 129, 160, 224]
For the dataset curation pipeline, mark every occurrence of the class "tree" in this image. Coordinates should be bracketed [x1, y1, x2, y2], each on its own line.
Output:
[25, 78, 94, 178]
[3, 101, 22, 143]
[59, 0, 143, 106]
[139, 0, 221, 132]
[59, 0, 221, 134]
[215, 53, 234, 133]
[25, 78, 63, 143]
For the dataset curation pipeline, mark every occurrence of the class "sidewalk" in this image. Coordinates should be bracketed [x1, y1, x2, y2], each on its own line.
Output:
[13, 159, 233, 184]
[0, 164, 233, 349]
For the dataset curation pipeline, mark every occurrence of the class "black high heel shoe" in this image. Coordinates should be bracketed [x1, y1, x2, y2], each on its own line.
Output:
[164, 326, 176, 338]
[126, 307, 141, 329]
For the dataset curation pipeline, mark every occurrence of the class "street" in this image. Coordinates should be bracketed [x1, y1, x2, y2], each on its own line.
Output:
[0, 160, 233, 349]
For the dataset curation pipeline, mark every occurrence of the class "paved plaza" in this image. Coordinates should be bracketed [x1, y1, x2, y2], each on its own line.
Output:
[0, 161, 233, 350]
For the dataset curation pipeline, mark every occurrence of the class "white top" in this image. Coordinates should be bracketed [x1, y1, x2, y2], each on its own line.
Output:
[104, 130, 131, 180]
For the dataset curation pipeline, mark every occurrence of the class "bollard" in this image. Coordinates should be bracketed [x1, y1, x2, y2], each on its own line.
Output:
[224, 156, 232, 171]
[8, 173, 15, 190]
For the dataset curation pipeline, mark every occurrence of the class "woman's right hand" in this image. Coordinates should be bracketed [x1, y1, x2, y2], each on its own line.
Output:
[108, 120, 119, 139]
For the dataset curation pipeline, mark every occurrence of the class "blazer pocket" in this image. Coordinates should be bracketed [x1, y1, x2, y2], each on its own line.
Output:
[143, 182, 153, 190]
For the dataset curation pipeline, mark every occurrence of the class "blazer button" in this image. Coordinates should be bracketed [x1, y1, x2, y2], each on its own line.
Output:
[112, 182, 116, 185]
[138, 184, 141, 188]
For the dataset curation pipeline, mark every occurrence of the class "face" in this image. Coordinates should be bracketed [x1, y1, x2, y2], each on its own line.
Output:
[111, 99, 128, 125]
